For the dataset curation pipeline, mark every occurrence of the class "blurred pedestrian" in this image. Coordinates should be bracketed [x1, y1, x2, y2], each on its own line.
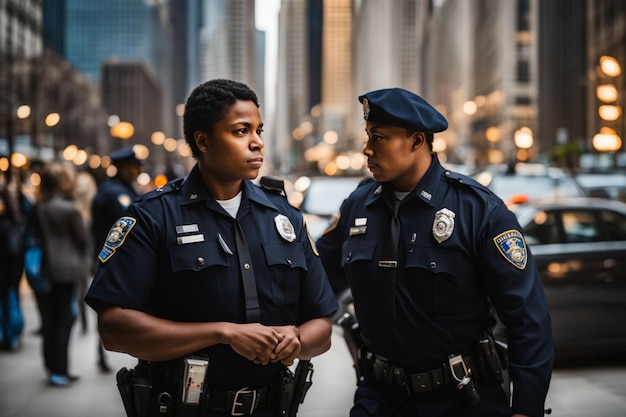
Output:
[85, 79, 338, 416]
[74, 172, 98, 335]
[33, 161, 89, 386]
[0, 172, 26, 351]
[316, 88, 554, 417]
[90, 146, 143, 373]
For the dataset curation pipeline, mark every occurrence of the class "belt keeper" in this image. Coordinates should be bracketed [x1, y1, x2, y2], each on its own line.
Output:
[391, 367, 411, 395]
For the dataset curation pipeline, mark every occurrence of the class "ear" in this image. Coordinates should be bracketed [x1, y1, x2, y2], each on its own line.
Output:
[411, 132, 426, 149]
[194, 131, 209, 153]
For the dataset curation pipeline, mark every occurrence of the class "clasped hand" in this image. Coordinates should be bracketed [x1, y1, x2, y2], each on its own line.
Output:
[229, 323, 301, 366]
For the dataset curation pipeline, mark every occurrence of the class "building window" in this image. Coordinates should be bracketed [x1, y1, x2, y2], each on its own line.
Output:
[517, 60, 530, 83]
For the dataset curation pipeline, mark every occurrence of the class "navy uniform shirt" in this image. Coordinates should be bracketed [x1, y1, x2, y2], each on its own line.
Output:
[316, 155, 553, 416]
[91, 176, 139, 252]
[85, 165, 338, 390]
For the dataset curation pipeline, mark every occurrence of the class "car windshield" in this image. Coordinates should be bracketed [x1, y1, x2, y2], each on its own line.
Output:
[488, 175, 583, 203]
[302, 177, 363, 216]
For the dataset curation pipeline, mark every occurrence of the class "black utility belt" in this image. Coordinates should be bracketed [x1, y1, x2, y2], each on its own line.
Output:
[370, 355, 462, 394]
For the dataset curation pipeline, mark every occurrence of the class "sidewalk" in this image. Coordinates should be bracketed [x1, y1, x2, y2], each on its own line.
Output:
[0, 283, 136, 417]
[0, 282, 354, 417]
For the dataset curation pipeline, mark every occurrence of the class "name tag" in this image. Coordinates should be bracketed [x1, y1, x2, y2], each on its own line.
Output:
[177, 234, 204, 245]
[349, 226, 367, 235]
[176, 224, 199, 234]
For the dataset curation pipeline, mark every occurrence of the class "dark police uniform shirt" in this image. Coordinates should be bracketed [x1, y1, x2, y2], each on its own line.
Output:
[316, 154, 553, 416]
[91, 176, 139, 252]
[85, 165, 338, 390]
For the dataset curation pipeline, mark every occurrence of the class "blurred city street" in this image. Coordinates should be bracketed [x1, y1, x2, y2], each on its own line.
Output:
[2, 282, 626, 417]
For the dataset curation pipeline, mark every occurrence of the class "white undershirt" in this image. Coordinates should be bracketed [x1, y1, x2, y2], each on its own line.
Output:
[217, 191, 242, 218]
[394, 191, 410, 201]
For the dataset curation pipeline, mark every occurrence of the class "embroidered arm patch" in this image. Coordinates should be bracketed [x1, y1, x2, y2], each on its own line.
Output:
[493, 229, 527, 270]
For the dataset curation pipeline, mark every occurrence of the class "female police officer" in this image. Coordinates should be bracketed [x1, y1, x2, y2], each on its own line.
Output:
[85, 79, 338, 417]
[316, 88, 553, 417]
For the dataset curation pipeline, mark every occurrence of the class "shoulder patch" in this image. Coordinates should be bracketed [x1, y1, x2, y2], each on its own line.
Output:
[493, 229, 527, 270]
[98, 216, 137, 263]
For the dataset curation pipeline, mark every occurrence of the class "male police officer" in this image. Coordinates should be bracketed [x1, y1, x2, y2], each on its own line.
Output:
[90, 145, 142, 372]
[316, 88, 553, 417]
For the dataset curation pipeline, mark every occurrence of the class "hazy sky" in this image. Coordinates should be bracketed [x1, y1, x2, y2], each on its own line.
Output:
[255, 0, 280, 115]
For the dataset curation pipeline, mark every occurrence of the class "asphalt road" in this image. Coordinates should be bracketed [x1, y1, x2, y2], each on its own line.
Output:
[1, 285, 625, 417]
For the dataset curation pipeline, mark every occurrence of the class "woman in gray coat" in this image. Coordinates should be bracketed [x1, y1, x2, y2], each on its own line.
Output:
[34, 161, 89, 386]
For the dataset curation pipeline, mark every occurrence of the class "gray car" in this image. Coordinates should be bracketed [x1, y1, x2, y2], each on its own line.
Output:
[509, 197, 626, 358]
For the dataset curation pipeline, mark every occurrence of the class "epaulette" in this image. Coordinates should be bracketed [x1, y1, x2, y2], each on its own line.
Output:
[138, 178, 183, 202]
[443, 170, 492, 196]
[259, 176, 286, 197]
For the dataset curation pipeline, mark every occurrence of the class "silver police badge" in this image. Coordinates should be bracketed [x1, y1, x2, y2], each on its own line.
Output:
[362, 98, 370, 120]
[432, 208, 455, 243]
[274, 214, 296, 242]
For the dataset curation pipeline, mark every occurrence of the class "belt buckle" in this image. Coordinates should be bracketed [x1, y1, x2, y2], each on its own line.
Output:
[378, 260, 398, 268]
[230, 387, 257, 416]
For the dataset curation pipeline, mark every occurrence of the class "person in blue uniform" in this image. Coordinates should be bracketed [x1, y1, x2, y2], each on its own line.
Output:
[90, 145, 143, 373]
[91, 145, 143, 252]
[316, 88, 553, 417]
[84, 79, 338, 417]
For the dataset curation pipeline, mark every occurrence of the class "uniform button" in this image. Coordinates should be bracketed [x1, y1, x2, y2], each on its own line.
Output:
[430, 261, 437, 269]
[197, 257, 205, 265]
[244, 263, 251, 270]
[287, 258, 292, 265]
[445, 171, 451, 176]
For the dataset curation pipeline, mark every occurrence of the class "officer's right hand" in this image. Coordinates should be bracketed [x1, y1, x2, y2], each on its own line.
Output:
[223, 323, 283, 365]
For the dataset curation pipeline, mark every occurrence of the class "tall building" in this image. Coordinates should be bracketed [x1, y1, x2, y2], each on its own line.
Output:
[424, 0, 539, 166]
[586, 0, 626, 163]
[537, 0, 587, 158]
[199, 0, 258, 90]
[352, 0, 427, 147]
[0, 0, 43, 160]
[274, 0, 310, 174]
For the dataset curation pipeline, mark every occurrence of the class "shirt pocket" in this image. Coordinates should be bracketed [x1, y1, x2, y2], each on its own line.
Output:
[406, 246, 471, 315]
[340, 238, 378, 297]
[261, 241, 307, 306]
[170, 242, 230, 272]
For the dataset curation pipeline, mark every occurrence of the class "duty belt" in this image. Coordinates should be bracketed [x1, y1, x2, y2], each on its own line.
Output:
[206, 385, 272, 416]
[370, 355, 476, 395]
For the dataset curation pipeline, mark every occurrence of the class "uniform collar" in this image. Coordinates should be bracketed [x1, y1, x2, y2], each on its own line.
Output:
[364, 154, 444, 208]
[179, 165, 280, 212]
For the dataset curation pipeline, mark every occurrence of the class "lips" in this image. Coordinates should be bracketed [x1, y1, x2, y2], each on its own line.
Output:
[248, 156, 263, 167]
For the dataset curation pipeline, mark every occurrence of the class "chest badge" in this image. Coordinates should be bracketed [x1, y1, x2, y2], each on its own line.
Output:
[275, 214, 296, 242]
[432, 208, 455, 243]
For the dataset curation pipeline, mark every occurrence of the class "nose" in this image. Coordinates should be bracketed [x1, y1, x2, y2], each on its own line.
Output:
[251, 132, 264, 150]
[362, 140, 373, 156]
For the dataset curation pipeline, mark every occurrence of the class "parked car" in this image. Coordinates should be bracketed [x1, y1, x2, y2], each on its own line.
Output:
[471, 163, 586, 204]
[508, 197, 626, 358]
[574, 172, 626, 202]
[289, 175, 367, 240]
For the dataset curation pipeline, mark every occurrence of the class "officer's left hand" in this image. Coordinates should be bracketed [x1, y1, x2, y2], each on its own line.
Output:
[269, 325, 301, 366]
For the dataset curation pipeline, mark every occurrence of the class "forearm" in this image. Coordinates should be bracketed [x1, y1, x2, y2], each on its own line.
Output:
[98, 305, 230, 361]
[297, 316, 332, 359]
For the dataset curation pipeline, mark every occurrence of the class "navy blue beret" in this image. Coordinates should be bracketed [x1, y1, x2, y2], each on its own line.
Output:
[358, 88, 448, 133]
[109, 146, 142, 165]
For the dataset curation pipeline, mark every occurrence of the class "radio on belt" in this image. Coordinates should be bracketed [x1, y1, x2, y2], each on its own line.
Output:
[182, 358, 209, 404]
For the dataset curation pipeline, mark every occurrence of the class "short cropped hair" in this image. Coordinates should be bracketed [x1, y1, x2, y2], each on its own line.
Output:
[183, 79, 260, 158]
